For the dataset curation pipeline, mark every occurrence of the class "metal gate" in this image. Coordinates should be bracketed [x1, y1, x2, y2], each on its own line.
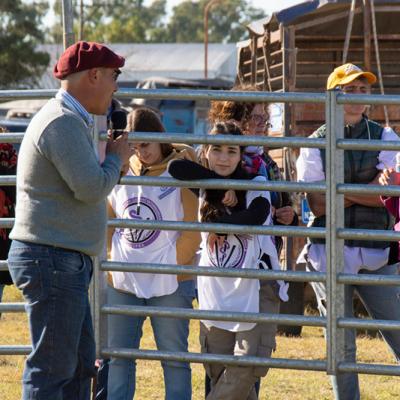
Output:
[1, 87, 400, 385]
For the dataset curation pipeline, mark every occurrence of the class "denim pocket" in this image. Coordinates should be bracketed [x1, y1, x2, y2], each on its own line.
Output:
[8, 259, 43, 304]
[52, 250, 90, 294]
[53, 250, 86, 275]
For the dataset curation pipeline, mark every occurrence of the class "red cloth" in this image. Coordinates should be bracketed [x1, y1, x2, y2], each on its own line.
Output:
[53, 41, 125, 79]
[382, 196, 400, 261]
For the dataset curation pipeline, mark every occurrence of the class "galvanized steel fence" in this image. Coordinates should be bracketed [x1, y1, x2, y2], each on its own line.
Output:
[1, 88, 400, 382]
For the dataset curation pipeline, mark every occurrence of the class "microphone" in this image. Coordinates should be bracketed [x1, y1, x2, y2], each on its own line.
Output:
[396, 153, 400, 173]
[110, 110, 127, 139]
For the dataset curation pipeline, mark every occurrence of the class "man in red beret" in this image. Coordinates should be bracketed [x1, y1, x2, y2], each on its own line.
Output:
[8, 41, 132, 400]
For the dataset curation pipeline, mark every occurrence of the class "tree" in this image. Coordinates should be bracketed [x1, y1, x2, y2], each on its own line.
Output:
[165, 0, 266, 43]
[0, 0, 49, 88]
[47, 0, 264, 44]
[88, 0, 167, 43]
[47, 0, 168, 44]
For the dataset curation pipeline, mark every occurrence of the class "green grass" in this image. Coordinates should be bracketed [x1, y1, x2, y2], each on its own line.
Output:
[0, 285, 398, 399]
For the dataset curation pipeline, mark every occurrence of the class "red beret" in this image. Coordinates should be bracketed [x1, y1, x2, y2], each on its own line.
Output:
[53, 41, 125, 80]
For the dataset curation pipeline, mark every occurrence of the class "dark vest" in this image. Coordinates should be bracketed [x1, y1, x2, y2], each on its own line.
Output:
[309, 118, 393, 248]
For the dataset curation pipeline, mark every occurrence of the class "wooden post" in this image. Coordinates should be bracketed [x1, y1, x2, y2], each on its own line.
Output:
[282, 25, 296, 134]
[363, 0, 372, 71]
[262, 31, 272, 91]
[282, 25, 297, 271]
[250, 34, 257, 86]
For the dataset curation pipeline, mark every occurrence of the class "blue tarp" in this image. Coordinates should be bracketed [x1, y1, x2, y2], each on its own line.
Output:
[265, 0, 399, 27]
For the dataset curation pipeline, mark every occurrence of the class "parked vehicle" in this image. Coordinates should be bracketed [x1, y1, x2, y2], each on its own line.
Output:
[0, 118, 30, 133]
[131, 77, 233, 135]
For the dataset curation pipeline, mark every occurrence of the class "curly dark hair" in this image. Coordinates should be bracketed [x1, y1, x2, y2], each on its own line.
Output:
[200, 121, 251, 223]
[208, 84, 269, 135]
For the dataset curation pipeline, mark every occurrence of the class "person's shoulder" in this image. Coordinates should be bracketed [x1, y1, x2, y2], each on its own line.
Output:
[172, 143, 198, 162]
[381, 126, 400, 141]
[45, 103, 88, 135]
[252, 174, 267, 183]
[366, 118, 382, 129]
[30, 99, 84, 133]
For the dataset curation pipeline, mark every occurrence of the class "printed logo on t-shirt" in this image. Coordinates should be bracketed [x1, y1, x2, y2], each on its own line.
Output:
[158, 186, 176, 200]
[119, 196, 162, 248]
[207, 234, 248, 269]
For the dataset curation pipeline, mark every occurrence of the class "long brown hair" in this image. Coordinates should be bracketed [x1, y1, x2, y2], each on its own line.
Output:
[127, 108, 173, 158]
[200, 121, 250, 223]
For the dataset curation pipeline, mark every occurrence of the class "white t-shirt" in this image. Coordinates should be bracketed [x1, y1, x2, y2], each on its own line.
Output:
[198, 176, 273, 332]
[296, 126, 399, 274]
[108, 170, 183, 298]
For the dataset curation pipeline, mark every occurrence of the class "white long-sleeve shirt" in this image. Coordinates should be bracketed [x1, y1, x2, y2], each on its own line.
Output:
[296, 127, 399, 274]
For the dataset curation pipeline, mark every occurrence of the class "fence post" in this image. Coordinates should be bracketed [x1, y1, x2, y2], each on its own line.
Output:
[91, 116, 109, 359]
[326, 89, 345, 375]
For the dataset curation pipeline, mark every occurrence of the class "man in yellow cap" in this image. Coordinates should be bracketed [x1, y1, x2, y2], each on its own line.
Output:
[297, 64, 400, 399]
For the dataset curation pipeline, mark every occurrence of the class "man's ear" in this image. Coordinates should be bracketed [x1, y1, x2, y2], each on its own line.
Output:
[87, 68, 100, 85]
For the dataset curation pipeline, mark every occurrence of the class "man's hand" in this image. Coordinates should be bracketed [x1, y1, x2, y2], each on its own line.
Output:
[379, 168, 400, 186]
[275, 206, 295, 225]
[120, 163, 130, 176]
[344, 171, 388, 208]
[106, 131, 133, 168]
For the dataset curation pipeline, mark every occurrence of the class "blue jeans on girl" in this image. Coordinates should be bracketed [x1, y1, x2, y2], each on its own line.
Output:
[107, 280, 195, 400]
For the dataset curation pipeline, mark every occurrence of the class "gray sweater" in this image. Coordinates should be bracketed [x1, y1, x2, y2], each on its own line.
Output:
[10, 98, 122, 256]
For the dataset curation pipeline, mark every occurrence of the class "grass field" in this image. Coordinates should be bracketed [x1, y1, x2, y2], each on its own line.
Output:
[0, 285, 399, 399]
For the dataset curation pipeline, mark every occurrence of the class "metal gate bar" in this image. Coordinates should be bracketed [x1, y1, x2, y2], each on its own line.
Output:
[0, 88, 399, 380]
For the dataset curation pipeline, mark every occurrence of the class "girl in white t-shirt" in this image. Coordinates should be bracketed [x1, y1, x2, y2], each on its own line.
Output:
[169, 121, 287, 400]
[106, 108, 201, 400]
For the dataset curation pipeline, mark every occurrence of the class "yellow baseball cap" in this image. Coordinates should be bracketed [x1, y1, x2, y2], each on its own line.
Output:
[327, 63, 376, 90]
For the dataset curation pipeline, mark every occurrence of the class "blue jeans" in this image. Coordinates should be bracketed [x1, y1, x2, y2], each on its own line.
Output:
[308, 262, 400, 400]
[107, 280, 195, 400]
[0, 284, 4, 318]
[7, 240, 96, 400]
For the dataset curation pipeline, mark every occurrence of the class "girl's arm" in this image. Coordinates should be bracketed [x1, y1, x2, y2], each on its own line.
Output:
[379, 168, 400, 218]
[168, 159, 222, 180]
[176, 188, 201, 266]
[107, 200, 117, 259]
[169, 158, 229, 198]
[215, 196, 270, 226]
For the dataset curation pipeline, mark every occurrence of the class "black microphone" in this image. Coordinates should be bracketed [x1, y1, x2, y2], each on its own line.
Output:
[110, 110, 127, 139]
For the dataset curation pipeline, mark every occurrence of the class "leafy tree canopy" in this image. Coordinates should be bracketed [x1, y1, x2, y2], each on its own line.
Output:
[47, 0, 265, 44]
[0, 0, 49, 88]
[48, 0, 167, 43]
[166, 0, 265, 43]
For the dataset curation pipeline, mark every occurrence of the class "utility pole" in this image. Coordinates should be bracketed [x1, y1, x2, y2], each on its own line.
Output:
[62, 0, 75, 49]
[79, 0, 84, 41]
